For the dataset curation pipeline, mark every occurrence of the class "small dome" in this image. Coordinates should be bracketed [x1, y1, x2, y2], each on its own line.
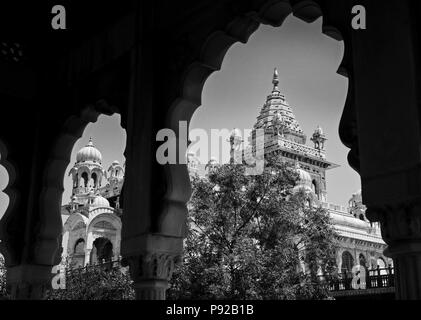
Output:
[91, 195, 110, 208]
[112, 160, 120, 165]
[314, 126, 324, 135]
[76, 138, 102, 164]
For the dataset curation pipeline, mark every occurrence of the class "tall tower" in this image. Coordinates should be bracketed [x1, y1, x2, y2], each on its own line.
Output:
[249, 69, 339, 202]
[68, 138, 106, 204]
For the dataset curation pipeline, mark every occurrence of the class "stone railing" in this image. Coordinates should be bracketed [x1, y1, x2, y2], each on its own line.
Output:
[323, 267, 395, 292]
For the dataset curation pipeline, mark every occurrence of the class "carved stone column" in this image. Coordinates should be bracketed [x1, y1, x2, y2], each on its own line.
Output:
[125, 251, 180, 300]
[335, 0, 421, 299]
[122, 234, 182, 300]
[367, 203, 421, 299]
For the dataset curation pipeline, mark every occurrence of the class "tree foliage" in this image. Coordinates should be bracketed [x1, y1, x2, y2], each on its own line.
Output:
[168, 156, 337, 300]
[45, 261, 135, 300]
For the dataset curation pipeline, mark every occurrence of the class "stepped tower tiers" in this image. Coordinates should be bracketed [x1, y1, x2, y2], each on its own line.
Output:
[248, 68, 339, 202]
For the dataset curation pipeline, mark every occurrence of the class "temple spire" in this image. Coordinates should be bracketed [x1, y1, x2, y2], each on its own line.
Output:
[272, 68, 280, 93]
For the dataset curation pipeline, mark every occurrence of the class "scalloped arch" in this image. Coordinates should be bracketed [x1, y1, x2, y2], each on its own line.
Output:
[63, 212, 88, 233]
[0, 140, 18, 264]
[35, 100, 121, 265]
[159, 0, 348, 236]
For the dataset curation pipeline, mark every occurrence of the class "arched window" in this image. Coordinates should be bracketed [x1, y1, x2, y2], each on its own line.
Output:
[81, 172, 88, 187]
[74, 238, 85, 255]
[90, 237, 113, 264]
[359, 254, 367, 269]
[341, 251, 354, 274]
[377, 257, 387, 275]
[92, 172, 98, 188]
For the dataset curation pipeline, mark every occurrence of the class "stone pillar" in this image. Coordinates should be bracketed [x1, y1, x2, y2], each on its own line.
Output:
[123, 235, 182, 300]
[367, 204, 421, 299]
[120, 0, 189, 300]
[337, 0, 421, 299]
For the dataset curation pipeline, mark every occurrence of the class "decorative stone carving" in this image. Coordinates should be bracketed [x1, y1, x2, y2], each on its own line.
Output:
[124, 252, 180, 300]
[366, 202, 421, 299]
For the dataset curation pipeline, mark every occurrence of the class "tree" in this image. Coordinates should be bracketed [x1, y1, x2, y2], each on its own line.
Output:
[167, 155, 337, 300]
[45, 260, 135, 300]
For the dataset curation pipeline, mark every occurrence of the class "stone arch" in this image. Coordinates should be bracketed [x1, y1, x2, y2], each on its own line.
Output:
[311, 179, 319, 198]
[91, 237, 113, 264]
[36, 101, 122, 267]
[377, 256, 386, 268]
[341, 250, 354, 274]
[91, 167, 104, 187]
[63, 212, 88, 233]
[88, 212, 121, 234]
[91, 172, 98, 188]
[0, 140, 18, 265]
[81, 171, 89, 188]
[87, 212, 121, 259]
[73, 238, 85, 255]
[376, 256, 388, 275]
[161, 0, 349, 238]
[359, 253, 367, 268]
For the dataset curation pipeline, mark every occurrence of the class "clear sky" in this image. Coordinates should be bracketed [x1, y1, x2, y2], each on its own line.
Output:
[0, 15, 360, 218]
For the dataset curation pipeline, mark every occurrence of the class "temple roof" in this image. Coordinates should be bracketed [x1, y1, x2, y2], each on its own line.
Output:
[253, 68, 306, 144]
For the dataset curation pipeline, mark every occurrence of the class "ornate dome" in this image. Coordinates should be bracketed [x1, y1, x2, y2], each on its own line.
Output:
[91, 195, 110, 208]
[76, 138, 102, 164]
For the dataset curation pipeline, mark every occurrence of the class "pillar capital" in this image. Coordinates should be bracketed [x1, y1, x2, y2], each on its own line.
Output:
[366, 199, 421, 249]
[121, 233, 182, 300]
[366, 201, 421, 299]
[124, 251, 181, 300]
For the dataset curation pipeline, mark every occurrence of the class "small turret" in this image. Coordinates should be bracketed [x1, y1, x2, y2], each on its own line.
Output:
[311, 125, 327, 150]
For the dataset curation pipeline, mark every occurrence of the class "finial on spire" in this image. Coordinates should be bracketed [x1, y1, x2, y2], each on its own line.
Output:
[87, 137, 94, 147]
[272, 68, 279, 92]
